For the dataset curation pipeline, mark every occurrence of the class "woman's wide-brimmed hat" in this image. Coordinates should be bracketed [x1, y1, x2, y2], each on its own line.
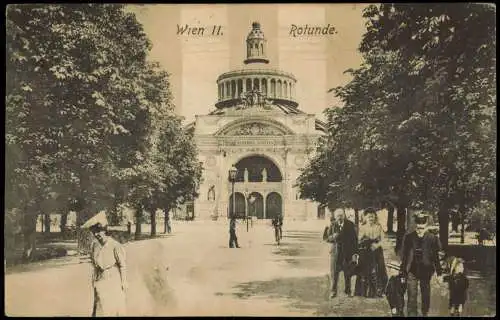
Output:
[82, 211, 108, 231]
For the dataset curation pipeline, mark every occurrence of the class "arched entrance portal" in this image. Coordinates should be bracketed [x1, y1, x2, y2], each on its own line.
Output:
[228, 154, 284, 219]
[229, 192, 245, 218]
[248, 192, 264, 219]
[266, 192, 282, 220]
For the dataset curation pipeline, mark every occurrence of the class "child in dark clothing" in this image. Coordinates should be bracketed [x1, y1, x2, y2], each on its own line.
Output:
[446, 257, 469, 316]
[385, 261, 406, 316]
[386, 274, 406, 316]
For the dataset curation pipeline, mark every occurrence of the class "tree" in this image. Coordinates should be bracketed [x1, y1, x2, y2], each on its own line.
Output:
[151, 119, 203, 235]
[360, 4, 496, 249]
[5, 4, 179, 256]
[298, 3, 495, 251]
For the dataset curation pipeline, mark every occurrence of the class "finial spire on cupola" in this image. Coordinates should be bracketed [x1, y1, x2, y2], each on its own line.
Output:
[244, 22, 269, 64]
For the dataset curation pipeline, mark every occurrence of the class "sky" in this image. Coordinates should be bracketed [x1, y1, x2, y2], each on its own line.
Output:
[127, 4, 369, 123]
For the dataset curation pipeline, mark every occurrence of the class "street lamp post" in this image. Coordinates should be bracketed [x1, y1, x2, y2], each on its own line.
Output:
[249, 195, 256, 229]
[244, 189, 249, 232]
[229, 165, 238, 220]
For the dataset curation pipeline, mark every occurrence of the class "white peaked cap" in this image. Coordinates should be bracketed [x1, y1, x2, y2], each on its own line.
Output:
[82, 210, 108, 229]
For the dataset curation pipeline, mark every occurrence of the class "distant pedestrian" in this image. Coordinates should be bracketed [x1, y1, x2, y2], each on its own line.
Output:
[477, 228, 491, 246]
[278, 214, 283, 240]
[272, 214, 282, 244]
[399, 212, 444, 317]
[446, 257, 469, 317]
[325, 210, 358, 298]
[166, 212, 172, 234]
[83, 211, 127, 317]
[229, 218, 240, 248]
[127, 220, 132, 236]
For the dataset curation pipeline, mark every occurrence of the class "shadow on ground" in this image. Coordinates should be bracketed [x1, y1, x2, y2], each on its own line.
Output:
[230, 230, 393, 316]
[272, 231, 325, 267]
[232, 276, 389, 316]
[230, 229, 497, 317]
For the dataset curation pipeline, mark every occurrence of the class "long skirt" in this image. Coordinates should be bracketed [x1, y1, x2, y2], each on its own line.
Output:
[92, 268, 126, 317]
[355, 247, 388, 297]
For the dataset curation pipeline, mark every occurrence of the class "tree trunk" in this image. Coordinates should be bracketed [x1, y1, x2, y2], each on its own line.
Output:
[460, 211, 465, 244]
[44, 214, 51, 234]
[109, 203, 118, 226]
[76, 204, 92, 228]
[353, 208, 360, 235]
[451, 213, 460, 233]
[135, 205, 143, 240]
[438, 208, 450, 251]
[60, 211, 68, 234]
[109, 194, 121, 225]
[163, 207, 171, 234]
[395, 205, 407, 256]
[22, 211, 38, 262]
[151, 209, 157, 237]
[387, 206, 395, 233]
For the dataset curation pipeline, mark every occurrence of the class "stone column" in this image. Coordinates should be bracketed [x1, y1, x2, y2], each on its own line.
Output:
[263, 192, 267, 219]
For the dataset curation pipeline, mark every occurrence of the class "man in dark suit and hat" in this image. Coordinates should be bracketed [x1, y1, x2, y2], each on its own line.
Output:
[399, 212, 444, 316]
[229, 217, 240, 248]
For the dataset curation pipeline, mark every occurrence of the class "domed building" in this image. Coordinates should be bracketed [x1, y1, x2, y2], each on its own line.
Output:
[184, 22, 326, 221]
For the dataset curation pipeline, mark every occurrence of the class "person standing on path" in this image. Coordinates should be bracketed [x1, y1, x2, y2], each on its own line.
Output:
[447, 257, 469, 317]
[278, 213, 283, 240]
[325, 210, 358, 298]
[399, 212, 444, 317]
[83, 211, 128, 317]
[166, 211, 172, 234]
[229, 217, 240, 248]
[272, 214, 283, 244]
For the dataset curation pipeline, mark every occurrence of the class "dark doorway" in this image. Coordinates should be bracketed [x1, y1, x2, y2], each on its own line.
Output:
[229, 192, 246, 218]
[317, 205, 326, 219]
[248, 192, 264, 219]
[266, 192, 282, 220]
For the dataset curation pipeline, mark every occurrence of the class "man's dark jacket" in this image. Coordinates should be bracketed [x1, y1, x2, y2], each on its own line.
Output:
[326, 219, 358, 263]
[399, 230, 443, 278]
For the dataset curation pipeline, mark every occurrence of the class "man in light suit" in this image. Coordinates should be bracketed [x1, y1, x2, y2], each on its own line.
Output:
[325, 210, 358, 298]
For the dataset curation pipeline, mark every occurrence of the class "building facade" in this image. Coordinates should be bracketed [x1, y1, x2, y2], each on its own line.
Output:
[188, 22, 326, 221]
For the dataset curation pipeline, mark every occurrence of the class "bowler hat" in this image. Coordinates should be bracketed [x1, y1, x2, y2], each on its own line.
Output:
[414, 212, 429, 225]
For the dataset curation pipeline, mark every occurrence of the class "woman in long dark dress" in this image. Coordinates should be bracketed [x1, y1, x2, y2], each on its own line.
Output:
[355, 208, 388, 297]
